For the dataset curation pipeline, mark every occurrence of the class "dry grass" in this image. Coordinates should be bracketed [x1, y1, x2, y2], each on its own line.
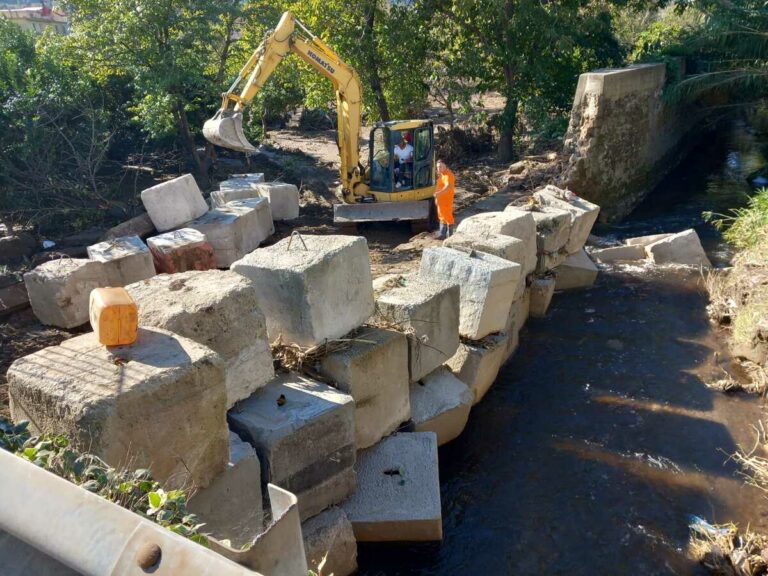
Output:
[706, 363, 768, 396]
[688, 521, 768, 576]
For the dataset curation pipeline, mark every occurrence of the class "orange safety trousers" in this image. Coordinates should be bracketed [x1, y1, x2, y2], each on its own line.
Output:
[436, 169, 455, 225]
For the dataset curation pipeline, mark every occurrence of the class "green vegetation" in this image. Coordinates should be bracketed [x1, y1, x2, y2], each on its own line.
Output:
[707, 188, 768, 250]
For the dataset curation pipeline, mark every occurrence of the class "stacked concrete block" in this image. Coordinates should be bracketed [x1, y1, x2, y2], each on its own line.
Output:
[86, 235, 156, 286]
[591, 244, 646, 263]
[374, 275, 460, 382]
[303, 507, 357, 576]
[7, 328, 228, 488]
[211, 179, 260, 208]
[419, 247, 520, 340]
[529, 277, 556, 318]
[533, 185, 600, 254]
[126, 271, 274, 408]
[342, 432, 442, 542]
[554, 249, 598, 291]
[189, 198, 274, 268]
[645, 229, 712, 268]
[141, 174, 209, 232]
[147, 228, 216, 273]
[457, 209, 537, 275]
[626, 232, 673, 246]
[446, 333, 508, 405]
[231, 235, 375, 347]
[319, 327, 410, 449]
[228, 373, 356, 521]
[253, 182, 300, 221]
[530, 206, 572, 273]
[410, 367, 473, 446]
[24, 258, 108, 328]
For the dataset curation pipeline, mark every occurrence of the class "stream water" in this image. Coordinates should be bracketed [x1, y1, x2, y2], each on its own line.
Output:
[359, 124, 768, 575]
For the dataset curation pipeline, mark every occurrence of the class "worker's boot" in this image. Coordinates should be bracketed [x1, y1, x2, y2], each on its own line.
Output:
[446, 225, 453, 238]
[434, 222, 447, 240]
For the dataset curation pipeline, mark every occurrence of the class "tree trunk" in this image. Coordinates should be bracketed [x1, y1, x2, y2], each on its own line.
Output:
[497, 67, 517, 162]
[174, 100, 210, 185]
[364, 1, 390, 122]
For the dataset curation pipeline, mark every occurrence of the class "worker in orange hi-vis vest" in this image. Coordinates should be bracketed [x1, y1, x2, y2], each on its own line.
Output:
[434, 159, 455, 239]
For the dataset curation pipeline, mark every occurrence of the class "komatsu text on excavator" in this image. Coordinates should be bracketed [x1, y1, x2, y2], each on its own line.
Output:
[203, 11, 436, 226]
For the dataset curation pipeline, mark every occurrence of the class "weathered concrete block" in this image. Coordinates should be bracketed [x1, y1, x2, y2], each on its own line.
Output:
[530, 206, 572, 254]
[342, 432, 442, 542]
[554, 249, 598, 291]
[227, 173, 265, 184]
[8, 328, 228, 488]
[231, 235, 374, 347]
[147, 228, 216, 274]
[24, 258, 108, 328]
[126, 271, 274, 408]
[419, 247, 520, 340]
[188, 432, 264, 548]
[87, 235, 156, 286]
[410, 366, 473, 446]
[457, 209, 537, 274]
[374, 275, 460, 382]
[645, 229, 712, 268]
[592, 244, 646, 263]
[443, 234, 527, 298]
[446, 333, 508, 405]
[303, 507, 357, 576]
[189, 198, 274, 268]
[319, 327, 410, 449]
[140, 174, 209, 232]
[228, 373, 356, 521]
[534, 185, 600, 254]
[253, 182, 300, 221]
[529, 277, 556, 318]
[625, 232, 673, 246]
[536, 249, 568, 274]
[211, 179, 260, 208]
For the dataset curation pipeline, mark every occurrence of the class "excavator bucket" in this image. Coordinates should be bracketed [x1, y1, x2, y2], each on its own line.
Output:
[203, 111, 257, 153]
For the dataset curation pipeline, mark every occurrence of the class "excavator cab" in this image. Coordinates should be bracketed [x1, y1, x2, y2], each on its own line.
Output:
[368, 121, 435, 195]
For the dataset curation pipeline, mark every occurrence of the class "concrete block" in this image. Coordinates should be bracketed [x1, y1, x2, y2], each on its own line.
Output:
[211, 179, 259, 208]
[645, 229, 712, 268]
[147, 228, 217, 274]
[231, 235, 375, 347]
[228, 373, 356, 521]
[536, 249, 568, 274]
[253, 182, 300, 221]
[8, 328, 228, 488]
[188, 432, 264, 548]
[374, 275, 460, 382]
[24, 258, 108, 328]
[189, 198, 274, 268]
[126, 270, 274, 408]
[87, 235, 156, 286]
[342, 432, 442, 542]
[625, 232, 674, 246]
[554, 249, 598, 291]
[419, 247, 520, 340]
[530, 206, 572, 254]
[140, 174, 209, 233]
[319, 327, 410, 449]
[102, 213, 156, 241]
[410, 366, 473, 446]
[446, 333, 508, 404]
[457, 209, 537, 274]
[228, 173, 265, 184]
[534, 185, 600, 254]
[302, 507, 357, 576]
[529, 277, 556, 318]
[592, 244, 646, 263]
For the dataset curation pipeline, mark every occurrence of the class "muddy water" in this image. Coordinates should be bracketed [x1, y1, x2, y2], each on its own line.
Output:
[359, 125, 768, 575]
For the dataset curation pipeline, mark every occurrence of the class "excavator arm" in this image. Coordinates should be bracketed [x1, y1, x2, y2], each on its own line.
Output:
[204, 11, 366, 197]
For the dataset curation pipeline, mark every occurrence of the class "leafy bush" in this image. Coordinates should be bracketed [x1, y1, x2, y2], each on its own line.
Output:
[705, 187, 768, 250]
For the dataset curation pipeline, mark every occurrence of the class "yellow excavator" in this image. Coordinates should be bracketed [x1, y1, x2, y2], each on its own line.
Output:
[203, 11, 437, 226]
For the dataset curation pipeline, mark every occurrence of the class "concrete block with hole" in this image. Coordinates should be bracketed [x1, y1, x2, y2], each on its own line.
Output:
[126, 270, 274, 408]
[645, 229, 712, 268]
[87, 235, 156, 286]
[147, 228, 216, 274]
[533, 185, 600, 254]
[446, 333, 508, 405]
[140, 174, 209, 232]
[24, 258, 109, 328]
[302, 507, 357, 576]
[373, 275, 460, 383]
[188, 432, 264, 548]
[228, 373, 356, 521]
[410, 366, 473, 446]
[8, 328, 228, 488]
[529, 277, 556, 318]
[342, 432, 441, 542]
[554, 249, 598, 291]
[252, 182, 300, 221]
[319, 327, 410, 449]
[231, 235, 374, 347]
[419, 247, 520, 340]
[456, 209, 537, 274]
[189, 198, 274, 268]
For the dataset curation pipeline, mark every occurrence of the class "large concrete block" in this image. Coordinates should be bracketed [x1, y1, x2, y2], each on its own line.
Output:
[231, 235, 375, 347]
[211, 178, 260, 208]
[554, 249, 598, 291]
[302, 507, 357, 576]
[87, 235, 156, 286]
[140, 174, 209, 232]
[529, 277, 556, 318]
[24, 258, 108, 328]
[446, 333, 508, 405]
[374, 275, 460, 382]
[126, 271, 274, 408]
[319, 327, 410, 449]
[536, 249, 568, 274]
[342, 432, 442, 542]
[591, 244, 646, 263]
[410, 367, 473, 446]
[8, 328, 228, 488]
[625, 232, 673, 246]
[147, 228, 217, 274]
[457, 209, 537, 274]
[645, 229, 712, 268]
[419, 247, 520, 340]
[534, 185, 600, 254]
[228, 373, 356, 521]
[189, 198, 274, 268]
[253, 182, 300, 221]
[530, 206, 572, 254]
[188, 432, 264, 548]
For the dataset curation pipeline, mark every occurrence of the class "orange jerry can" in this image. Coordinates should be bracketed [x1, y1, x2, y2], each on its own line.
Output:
[89, 287, 139, 346]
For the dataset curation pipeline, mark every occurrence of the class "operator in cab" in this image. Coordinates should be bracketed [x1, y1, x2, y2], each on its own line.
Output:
[393, 133, 414, 189]
[434, 159, 455, 239]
